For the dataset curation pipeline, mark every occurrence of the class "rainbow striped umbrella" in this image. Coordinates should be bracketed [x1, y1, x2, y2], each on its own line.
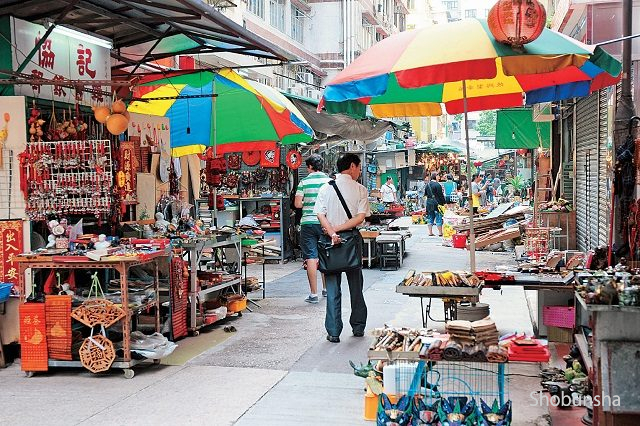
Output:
[129, 69, 313, 157]
[320, 19, 621, 118]
[320, 18, 621, 272]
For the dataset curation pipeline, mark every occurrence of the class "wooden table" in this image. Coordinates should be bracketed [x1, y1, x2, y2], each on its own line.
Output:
[14, 251, 166, 378]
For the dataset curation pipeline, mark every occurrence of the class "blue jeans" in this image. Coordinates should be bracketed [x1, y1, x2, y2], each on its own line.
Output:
[324, 268, 367, 337]
[425, 210, 443, 226]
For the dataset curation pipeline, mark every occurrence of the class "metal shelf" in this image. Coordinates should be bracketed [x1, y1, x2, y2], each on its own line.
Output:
[197, 278, 241, 298]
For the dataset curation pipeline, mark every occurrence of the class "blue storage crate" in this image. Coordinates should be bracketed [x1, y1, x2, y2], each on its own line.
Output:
[0, 282, 13, 302]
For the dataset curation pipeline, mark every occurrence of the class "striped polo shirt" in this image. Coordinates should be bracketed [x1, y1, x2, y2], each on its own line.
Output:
[296, 171, 331, 225]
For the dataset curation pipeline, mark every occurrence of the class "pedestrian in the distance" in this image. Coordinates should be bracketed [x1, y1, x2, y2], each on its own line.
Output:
[442, 174, 458, 208]
[380, 176, 397, 205]
[294, 154, 330, 304]
[314, 153, 370, 343]
[424, 172, 446, 236]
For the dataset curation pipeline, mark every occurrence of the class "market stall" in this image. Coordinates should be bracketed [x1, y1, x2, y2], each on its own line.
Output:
[14, 250, 167, 378]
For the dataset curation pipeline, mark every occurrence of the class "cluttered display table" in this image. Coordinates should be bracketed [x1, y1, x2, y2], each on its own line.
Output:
[397, 270, 482, 327]
[14, 248, 169, 378]
[361, 320, 550, 424]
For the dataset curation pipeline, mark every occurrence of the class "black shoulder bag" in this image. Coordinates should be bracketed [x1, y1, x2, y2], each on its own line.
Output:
[318, 181, 363, 274]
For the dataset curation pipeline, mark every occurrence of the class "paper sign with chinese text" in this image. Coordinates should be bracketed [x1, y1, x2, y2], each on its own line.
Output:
[0, 220, 23, 285]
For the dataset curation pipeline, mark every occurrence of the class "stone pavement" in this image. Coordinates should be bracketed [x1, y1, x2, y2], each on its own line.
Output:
[0, 225, 550, 425]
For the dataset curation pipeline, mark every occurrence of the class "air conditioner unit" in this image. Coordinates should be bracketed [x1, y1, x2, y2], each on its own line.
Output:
[296, 71, 314, 85]
[286, 84, 305, 97]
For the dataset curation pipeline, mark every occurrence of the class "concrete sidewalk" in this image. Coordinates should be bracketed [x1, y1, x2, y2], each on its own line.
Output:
[0, 226, 550, 425]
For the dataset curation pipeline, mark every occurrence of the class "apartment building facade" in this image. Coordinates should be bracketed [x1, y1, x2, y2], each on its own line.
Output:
[187, 0, 409, 100]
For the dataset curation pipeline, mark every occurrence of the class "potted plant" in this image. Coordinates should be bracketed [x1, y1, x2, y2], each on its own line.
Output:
[506, 176, 526, 202]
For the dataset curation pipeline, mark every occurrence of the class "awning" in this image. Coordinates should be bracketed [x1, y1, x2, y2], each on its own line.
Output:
[286, 95, 392, 142]
[1, 0, 295, 72]
[495, 108, 551, 149]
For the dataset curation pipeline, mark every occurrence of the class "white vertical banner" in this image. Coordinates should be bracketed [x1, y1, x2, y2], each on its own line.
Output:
[10, 17, 111, 105]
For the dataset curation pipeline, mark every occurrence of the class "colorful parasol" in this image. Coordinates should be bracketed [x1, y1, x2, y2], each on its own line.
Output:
[320, 18, 622, 272]
[129, 69, 313, 157]
[320, 19, 621, 118]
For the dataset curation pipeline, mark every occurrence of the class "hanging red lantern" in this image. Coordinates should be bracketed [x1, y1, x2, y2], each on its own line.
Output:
[517, 148, 528, 156]
[473, 161, 483, 167]
[487, 0, 547, 48]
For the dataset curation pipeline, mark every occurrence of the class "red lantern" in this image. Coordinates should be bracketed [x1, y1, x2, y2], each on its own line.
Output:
[517, 148, 528, 156]
[498, 160, 506, 167]
[487, 0, 547, 47]
[473, 161, 483, 167]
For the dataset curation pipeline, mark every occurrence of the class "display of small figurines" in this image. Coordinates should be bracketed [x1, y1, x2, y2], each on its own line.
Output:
[94, 234, 111, 250]
[47, 219, 70, 249]
[154, 212, 170, 232]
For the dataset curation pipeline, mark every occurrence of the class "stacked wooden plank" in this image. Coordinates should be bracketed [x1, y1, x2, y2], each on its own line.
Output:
[453, 205, 531, 250]
[246, 238, 281, 258]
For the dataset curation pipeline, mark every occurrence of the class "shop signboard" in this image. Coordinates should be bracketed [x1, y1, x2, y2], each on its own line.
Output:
[10, 17, 111, 105]
[0, 220, 24, 285]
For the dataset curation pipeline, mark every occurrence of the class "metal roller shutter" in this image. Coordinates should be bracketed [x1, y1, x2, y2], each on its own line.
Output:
[575, 92, 599, 252]
[597, 90, 612, 247]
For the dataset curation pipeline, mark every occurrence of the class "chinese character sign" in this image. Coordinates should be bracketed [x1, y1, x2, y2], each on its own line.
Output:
[0, 220, 24, 285]
[10, 17, 110, 104]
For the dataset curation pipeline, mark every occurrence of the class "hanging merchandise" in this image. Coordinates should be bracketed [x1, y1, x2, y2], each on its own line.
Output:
[92, 105, 110, 124]
[71, 273, 126, 328]
[222, 172, 239, 189]
[170, 254, 188, 340]
[24, 140, 113, 220]
[285, 149, 302, 170]
[254, 168, 268, 182]
[240, 171, 252, 186]
[216, 194, 225, 211]
[260, 148, 280, 168]
[243, 150, 260, 166]
[79, 328, 116, 373]
[227, 153, 241, 170]
[105, 98, 130, 136]
[28, 101, 44, 142]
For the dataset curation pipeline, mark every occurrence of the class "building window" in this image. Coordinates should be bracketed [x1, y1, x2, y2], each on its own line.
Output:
[270, 0, 285, 31]
[248, 0, 264, 18]
[464, 9, 476, 18]
[407, 0, 415, 10]
[484, 8, 490, 18]
[443, 1, 457, 10]
[291, 6, 304, 43]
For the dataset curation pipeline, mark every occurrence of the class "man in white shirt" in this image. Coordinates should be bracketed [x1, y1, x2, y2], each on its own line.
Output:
[380, 177, 397, 204]
[314, 153, 371, 343]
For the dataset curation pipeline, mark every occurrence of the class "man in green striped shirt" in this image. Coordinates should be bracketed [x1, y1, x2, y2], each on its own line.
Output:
[295, 154, 330, 303]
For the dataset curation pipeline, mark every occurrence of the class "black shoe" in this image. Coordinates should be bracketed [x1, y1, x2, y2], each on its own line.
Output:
[353, 331, 365, 337]
[326, 335, 340, 343]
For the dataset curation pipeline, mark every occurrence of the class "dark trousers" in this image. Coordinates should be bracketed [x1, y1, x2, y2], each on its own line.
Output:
[324, 268, 367, 337]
